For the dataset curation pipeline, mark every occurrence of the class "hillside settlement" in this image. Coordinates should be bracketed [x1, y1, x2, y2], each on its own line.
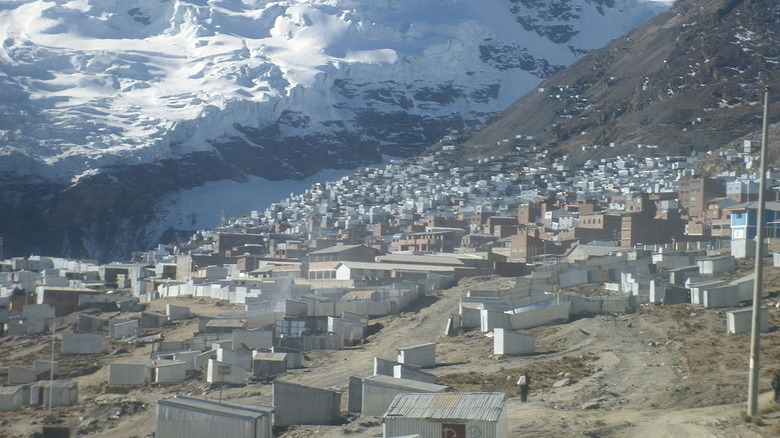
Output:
[3, 137, 780, 437]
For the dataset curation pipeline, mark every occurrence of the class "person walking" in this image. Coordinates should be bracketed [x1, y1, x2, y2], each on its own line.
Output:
[517, 372, 531, 403]
[772, 372, 780, 404]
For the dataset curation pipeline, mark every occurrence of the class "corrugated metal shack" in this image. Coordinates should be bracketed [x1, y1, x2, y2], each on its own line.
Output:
[362, 375, 447, 417]
[29, 380, 78, 407]
[272, 380, 341, 427]
[383, 392, 507, 438]
[0, 386, 24, 411]
[156, 396, 273, 438]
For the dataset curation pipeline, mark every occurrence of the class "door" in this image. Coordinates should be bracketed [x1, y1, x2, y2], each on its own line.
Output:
[442, 423, 466, 438]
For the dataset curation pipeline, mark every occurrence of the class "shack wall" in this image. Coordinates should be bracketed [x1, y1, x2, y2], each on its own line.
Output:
[272, 381, 341, 427]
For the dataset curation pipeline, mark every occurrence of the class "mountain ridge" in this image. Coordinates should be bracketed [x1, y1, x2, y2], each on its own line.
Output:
[0, 0, 670, 260]
[457, 0, 780, 162]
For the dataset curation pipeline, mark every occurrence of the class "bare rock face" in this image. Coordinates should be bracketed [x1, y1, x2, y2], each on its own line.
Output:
[462, 0, 780, 164]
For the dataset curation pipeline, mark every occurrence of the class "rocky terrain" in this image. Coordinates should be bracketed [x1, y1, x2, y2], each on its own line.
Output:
[460, 0, 780, 163]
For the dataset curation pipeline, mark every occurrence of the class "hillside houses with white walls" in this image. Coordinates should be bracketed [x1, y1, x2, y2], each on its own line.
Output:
[221, 143, 766, 262]
[4, 140, 780, 431]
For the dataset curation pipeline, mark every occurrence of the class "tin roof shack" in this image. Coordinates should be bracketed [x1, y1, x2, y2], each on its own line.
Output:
[233, 329, 274, 350]
[0, 386, 24, 412]
[205, 318, 248, 335]
[0, 308, 11, 335]
[195, 349, 216, 369]
[99, 263, 148, 288]
[362, 375, 448, 417]
[383, 392, 507, 438]
[35, 286, 101, 316]
[108, 319, 139, 339]
[108, 362, 152, 386]
[668, 265, 700, 286]
[480, 309, 511, 332]
[328, 315, 367, 346]
[272, 381, 341, 427]
[650, 281, 690, 305]
[155, 360, 187, 384]
[61, 333, 109, 355]
[217, 346, 253, 370]
[166, 304, 191, 321]
[6, 315, 37, 336]
[726, 307, 769, 334]
[251, 352, 288, 379]
[157, 396, 273, 438]
[697, 255, 736, 275]
[396, 343, 436, 368]
[8, 365, 37, 384]
[506, 297, 571, 330]
[79, 294, 143, 312]
[21, 303, 55, 334]
[171, 351, 200, 370]
[29, 380, 78, 407]
[34, 360, 57, 379]
[77, 313, 105, 332]
[140, 311, 170, 329]
[493, 328, 534, 356]
[373, 358, 435, 384]
[271, 346, 302, 369]
[393, 364, 436, 384]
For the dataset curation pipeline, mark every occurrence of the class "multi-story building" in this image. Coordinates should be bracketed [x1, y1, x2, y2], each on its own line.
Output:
[619, 212, 685, 247]
[678, 177, 726, 217]
[391, 230, 457, 253]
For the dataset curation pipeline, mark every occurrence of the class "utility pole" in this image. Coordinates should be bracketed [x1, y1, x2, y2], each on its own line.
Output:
[748, 86, 770, 417]
[49, 321, 56, 417]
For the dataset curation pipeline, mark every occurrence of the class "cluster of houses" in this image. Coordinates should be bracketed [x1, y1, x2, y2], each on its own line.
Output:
[1, 235, 775, 436]
[0, 250, 511, 436]
[191, 137, 780, 274]
[4, 136, 780, 435]
[152, 331, 513, 438]
[454, 246, 771, 337]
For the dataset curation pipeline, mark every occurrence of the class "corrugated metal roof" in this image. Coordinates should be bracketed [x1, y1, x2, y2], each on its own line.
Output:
[337, 261, 456, 272]
[342, 290, 380, 300]
[0, 386, 21, 394]
[205, 319, 247, 328]
[724, 201, 780, 211]
[384, 392, 506, 421]
[397, 342, 435, 351]
[158, 395, 274, 418]
[31, 380, 77, 388]
[364, 375, 447, 392]
[40, 286, 100, 293]
[252, 352, 288, 361]
[376, 254, 465, 266]
[308, 244, 365, 255]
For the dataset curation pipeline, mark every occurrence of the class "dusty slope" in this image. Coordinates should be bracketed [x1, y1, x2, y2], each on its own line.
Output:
[3, 272, 780, 437]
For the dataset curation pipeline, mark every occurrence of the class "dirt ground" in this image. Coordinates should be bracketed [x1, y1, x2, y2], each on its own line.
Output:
[4, 268, 780, 438]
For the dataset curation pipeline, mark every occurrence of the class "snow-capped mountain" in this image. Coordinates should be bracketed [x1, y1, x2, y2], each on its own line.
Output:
[0, 0, 671, 260]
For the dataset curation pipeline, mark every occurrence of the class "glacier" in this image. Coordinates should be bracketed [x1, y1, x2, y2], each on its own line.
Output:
[0, 0, 672, 259]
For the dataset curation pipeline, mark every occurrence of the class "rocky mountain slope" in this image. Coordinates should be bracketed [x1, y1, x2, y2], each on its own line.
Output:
[459, 0, 780, 163]
[0, 0, 670, 260]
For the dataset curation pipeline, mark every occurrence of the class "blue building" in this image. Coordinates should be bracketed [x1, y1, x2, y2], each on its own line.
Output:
[726, 201, 780, 240]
